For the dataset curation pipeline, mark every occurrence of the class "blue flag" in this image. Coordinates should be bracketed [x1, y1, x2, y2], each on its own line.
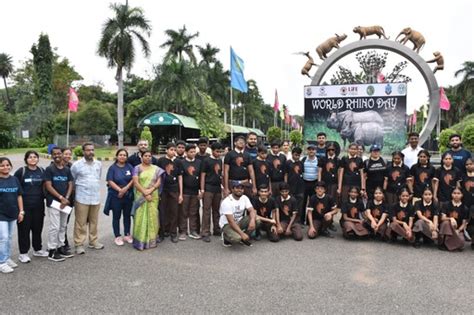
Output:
[230, 47, 248, 93]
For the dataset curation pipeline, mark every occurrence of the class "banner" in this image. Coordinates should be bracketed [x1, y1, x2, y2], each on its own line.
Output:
[304, 83, 407, 153]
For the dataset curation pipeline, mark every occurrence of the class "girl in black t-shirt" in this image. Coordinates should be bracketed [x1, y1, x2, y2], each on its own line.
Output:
[340, 186, 369, 238]
[387, 188, 415, 243]
[433, 152, 462, 203]
[408, 150, 436, 201]
[462, 158, 474, 249]
[364, 187, 389, 238]
[384, 151, 411, 205]
[438, 187, 468, 251]
[412, 187, 439, 247]
[338, 144, 365, 205]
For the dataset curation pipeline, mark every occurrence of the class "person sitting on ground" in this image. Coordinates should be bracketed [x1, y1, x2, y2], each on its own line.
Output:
[275, 182, 303, 241]
[386, 188, 415, 244]
[438, 187, 468, 252]
[306, 181, 338, 239]
[364, 186, 389, 239]
[412, 187, 439, 248]
[340, 186, 369, 239]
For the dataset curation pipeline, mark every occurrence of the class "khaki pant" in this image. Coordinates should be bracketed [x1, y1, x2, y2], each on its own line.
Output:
[179, 195, 200, 234]
[74, 202, 100, 247]
[222, 216, 261, 244]
[201, 191, 222, 236]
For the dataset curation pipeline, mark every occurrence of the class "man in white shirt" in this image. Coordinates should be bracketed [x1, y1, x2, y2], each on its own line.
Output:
[219, 180, 260, 247]
[401, 132, 423, 169]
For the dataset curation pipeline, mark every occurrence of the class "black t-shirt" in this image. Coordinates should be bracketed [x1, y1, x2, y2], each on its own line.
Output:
[196, 152, 210, 162]
[410, 164, 436, 198]
[251, 196, 277, 219]
[434, 166, 462, 202]
[224, 150, 251, 181]
[253, 159, 271, 188]
[385, 164, 411, 193]
[339, 156, 363, 187]
[307, 194, 337, 221]
[461, 173, 474, 208]
[341, 199, 365, 219]
[441, 201, 468, 226]
[318, 156, 339, 186]
[389, 203, 414, 223]
[201, 157, 222, 193]
[0, 176, 23, 221]
[285, 160, 304, 195]
[43, 164, 73, 207]
[413, 200, 439, 221]
[14, 167, 44, 206]
[275, 196, 298, 222]
[157, 157, 181, 193]
[267, 153, 286, 182]
[364, 158, 387, 191]
[127, 152, 158, 167]
[366, 200, 389, 220]
[180, 159, 201, 195]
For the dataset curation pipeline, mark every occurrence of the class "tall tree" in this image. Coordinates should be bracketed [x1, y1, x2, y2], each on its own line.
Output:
[160, 25, 199, 65]
[197, 43, 219, 67]
[97, 3, 151, 147]
[0, 53, 14, 112]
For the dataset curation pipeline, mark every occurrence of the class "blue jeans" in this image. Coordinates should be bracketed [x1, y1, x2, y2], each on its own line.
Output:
[110, 195, 133, 237]
[0, 220, 16, 264]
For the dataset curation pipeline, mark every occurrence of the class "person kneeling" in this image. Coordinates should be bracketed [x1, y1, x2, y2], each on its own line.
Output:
[275, 183, 303, 241]
[219, 181, 260, 247]
[307, 181, 338, 239]
[438, 188, 468, 251]
[364, 187, 389, 240]
[340, 186, 369, 239]
[386, 188, 415, 244]
[412, 188, 439, 248]
[251, 185, 279, 242]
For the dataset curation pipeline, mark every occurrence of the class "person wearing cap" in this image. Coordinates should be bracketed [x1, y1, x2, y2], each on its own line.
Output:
[315, 132, 327, 159]
[306, 181, 338, 239]
[364, 144, 387, 201]
[219, 180, 260, 247]
[401, 132, 423, 169]
[267, 140, 287, 198]
[301, 144, 319, 224]
[318, 142, 340, 201]
[275, 182, 303, 241]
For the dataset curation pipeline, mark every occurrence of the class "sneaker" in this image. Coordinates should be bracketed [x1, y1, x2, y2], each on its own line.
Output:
[18, 254, 31, 263]
[253, 233, 262, 241]
[63, 245, 72, 252]
[413, 241, 422, 249]
[33, 250, 49, 257]
[88, 242, 105, 250]
[59, 246, 74, 258]
[0, 263, 14, 274]
[48, 249, 65, 262]
[157, 235, 164, 243]
[202, 235, 211, 243]
[164, 232, 170, 238]
[170, 234, 179, 243]
[320, 230, 334, 238]
[75, 246, 85, 255]
[240, 239, 253, 247]
[464, 230, 471, 242]
[123, 235, 133, 244]
[6, 259, 18, 268]
[114, 237, 124, 246]
[178, 233, 187, 241]
[188, 231, 201, 240]
[222, 238, 232, 247]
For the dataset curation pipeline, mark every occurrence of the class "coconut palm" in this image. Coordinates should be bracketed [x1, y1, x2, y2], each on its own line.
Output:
[160, 25, 199, 65]
[197, 43, 219, 67]
[0, 53, 14, 111]
[97, 3, 151, 148]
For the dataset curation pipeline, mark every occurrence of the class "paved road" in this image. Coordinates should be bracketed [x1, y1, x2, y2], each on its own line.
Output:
[1, 154, 473, 314]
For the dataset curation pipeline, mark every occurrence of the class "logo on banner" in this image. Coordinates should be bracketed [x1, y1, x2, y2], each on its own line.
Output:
[305, 87, 312, 96]
[318, 87, 326, 96]
[385, 83, 392, 95]
[397, 83, 406, 95]
[340, 86, 347, 96]
[366, 85, 375, 96]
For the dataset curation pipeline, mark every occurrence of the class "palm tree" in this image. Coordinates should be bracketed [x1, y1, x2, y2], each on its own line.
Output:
[455, 61, 474, 82]
[0, 53, 14, 112]
[160, 25, 199, 65]
[97, 3, 151, 148]
[197, 43, 219, 67]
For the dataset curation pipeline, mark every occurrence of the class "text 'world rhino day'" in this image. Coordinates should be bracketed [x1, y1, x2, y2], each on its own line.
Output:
[311, 97, 398, 111]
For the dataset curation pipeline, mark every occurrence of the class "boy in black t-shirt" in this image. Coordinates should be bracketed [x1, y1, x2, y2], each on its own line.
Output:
[267, 141, 286, 197]
[253, 145, 271, 191]
[251, 185, 279, 242]
[284, 147, 305, 222]
[306, 181, 338, 239]
[275, 183, 303, 241]
[178, 144, 202, 241]
[338, 143, 365, 204]
[317, 142, 339, 200]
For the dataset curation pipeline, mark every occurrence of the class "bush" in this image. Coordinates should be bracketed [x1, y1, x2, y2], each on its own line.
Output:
[289, 130, 304, 147]
[462, 125, 474, 152]
[30, 137, 48, 148]
[439, 128, 457, 153]
[38, 146, 48, 154]
[267, 126, 282, 143]
[15, 138, 31, 148]
[73, 145, 83, 157]
[140, 126, 153, 148]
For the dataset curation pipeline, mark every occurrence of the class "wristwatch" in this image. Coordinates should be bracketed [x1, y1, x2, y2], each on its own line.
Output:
[20, 211, 25, 215]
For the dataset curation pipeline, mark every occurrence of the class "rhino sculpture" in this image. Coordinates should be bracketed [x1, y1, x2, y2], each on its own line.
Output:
[316, 34, 347, 60]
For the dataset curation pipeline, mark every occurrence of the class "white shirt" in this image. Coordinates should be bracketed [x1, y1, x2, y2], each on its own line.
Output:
[401, 146, 423, 169]
[71, 158, 102, 205]
[219, 194, 253, 228]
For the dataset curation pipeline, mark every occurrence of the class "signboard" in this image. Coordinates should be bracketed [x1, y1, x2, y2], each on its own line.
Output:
[304, 83, 407, 153]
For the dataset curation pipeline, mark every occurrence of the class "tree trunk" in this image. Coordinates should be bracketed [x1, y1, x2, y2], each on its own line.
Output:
[2, 76, 11, 112]
[116, 68, 124, 148]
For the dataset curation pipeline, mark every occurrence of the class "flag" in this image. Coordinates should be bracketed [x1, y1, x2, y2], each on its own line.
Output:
[440, 87, 451, 111]
[421, 103, 428, 119]
[273, 89, 279, 112]
[279, 106, 285, 120]
[285, 112, 291, 125]
[412, 110, 417, 125]
[230, 47, 248, 93]
[68, 87, 79, 112]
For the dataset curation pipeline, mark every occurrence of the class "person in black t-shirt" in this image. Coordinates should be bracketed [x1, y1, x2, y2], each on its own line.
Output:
[340, 186, 369, 238]
[127, 139, 158, 167]
[157, 143, 182, 243]
[200, 142, 223, 241]
[178, 144, 202, 241]
[461, 158, 474, 246]
[438, 188, 468, 251]
[306, 181, 338, 239]
[364, 187, 389, 238]
[223, 136, 257, 198]
[408, 150, 436, 201]
[175, 140, 186, 160]
[387, 188, 415, 243]
[275, 183, 303, 241]
[253, 146, 271, 191]
[267, 141, 286, 197]
[433, 152, 462, 203]
[251, 185, 278, 242]
[196, 137, 211, 162]
[318, 142, 339, 201]
[383, 151, 412, 205]
[338, 143, 365, 204]
[412, 188, 439, 247]
[284, 147, 305, 222]
[363, 144, 386, 201]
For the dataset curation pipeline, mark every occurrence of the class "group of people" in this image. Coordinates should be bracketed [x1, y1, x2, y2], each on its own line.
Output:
[0, 131, 473, 274]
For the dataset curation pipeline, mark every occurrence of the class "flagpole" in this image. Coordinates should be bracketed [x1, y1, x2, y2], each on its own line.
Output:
[230, 87, 234, 150]
[66, 109, 71, 148]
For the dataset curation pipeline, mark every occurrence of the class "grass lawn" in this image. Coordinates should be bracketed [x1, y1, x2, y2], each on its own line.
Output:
[0, 147, 117, 159]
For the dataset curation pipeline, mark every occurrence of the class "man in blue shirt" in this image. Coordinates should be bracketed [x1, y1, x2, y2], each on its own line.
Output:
[446, 134, 471, 172]
[302, 144, 318, 224]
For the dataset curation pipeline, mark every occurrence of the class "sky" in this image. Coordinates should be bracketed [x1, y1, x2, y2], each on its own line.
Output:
[1, 0, 473, 116]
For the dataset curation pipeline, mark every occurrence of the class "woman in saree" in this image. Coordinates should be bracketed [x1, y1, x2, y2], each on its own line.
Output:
[132, 150, 164, 251]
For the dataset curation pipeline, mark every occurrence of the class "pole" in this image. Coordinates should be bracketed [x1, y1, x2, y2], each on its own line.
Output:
[230, 87, 234, 150]
[243, 104, 245, 127]
[66, 109, 71, 148]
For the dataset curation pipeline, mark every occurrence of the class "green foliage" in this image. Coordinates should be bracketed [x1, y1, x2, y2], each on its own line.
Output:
[267, 126, 282, 143]
[30, 136, 48, 148]
[125, 96, 157, 140]
[451, 113, 474, 132]
[0, 104, 18, 148]
[289, 130, 303, 147]
[73, 145, 83, 157]
[439, 128, 457, 152]
[15, 139, 30, 148]
[72, 100, 114, 135]
[140, 126, 153, 147]
[38, 146, 48, 154]
[77, 84, 115, 103]
[462, 125, 474, 152]
[51, 57, 82, 113]
[161, 25, 199, 64]
[192, 92, 226, 139]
